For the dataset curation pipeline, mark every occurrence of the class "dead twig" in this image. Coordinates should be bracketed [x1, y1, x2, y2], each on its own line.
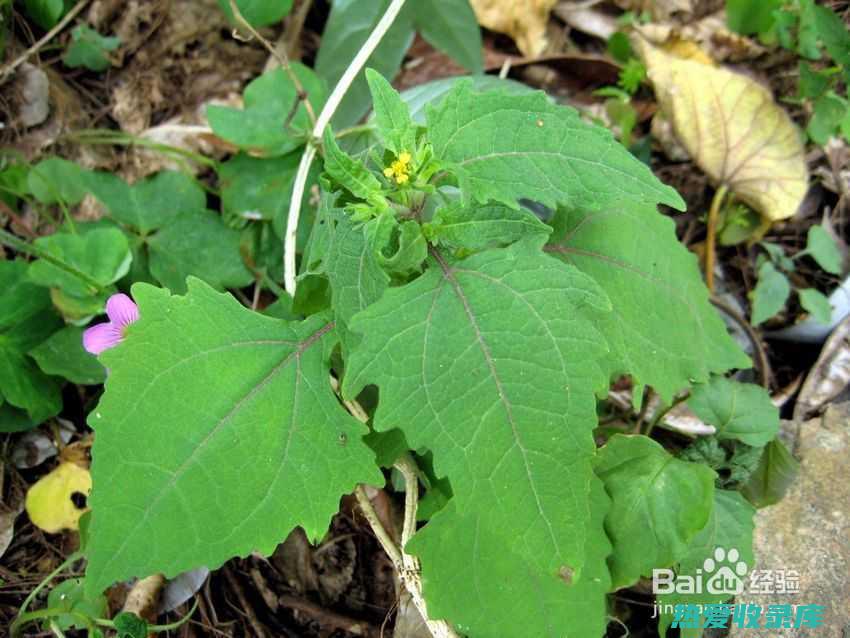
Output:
[222, 565, 268, 638]
[227, 0, 316, 128]
[0, 0, 91, 81]
[279, 593, 379, 637]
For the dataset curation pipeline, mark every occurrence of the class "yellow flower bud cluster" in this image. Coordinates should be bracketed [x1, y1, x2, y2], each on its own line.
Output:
[383, 151, 412, 185]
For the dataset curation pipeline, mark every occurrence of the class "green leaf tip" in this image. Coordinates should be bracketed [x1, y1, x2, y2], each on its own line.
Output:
[426, 80, 687, 212]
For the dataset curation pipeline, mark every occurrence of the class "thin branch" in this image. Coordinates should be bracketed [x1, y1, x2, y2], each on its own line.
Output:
[0, 0, 91, 80]
[283, 0, 409, 295]
[227, 0, 316, 127]
[710, 295, 772, 388]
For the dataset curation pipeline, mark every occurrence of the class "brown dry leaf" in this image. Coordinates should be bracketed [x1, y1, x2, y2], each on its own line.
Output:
[636, 38, 808, 222]
[794, 315, 850, 420]
[470, 0, 558, 57]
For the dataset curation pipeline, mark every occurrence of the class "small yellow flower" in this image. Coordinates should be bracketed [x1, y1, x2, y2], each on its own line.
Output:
[384, 151, 413, 185]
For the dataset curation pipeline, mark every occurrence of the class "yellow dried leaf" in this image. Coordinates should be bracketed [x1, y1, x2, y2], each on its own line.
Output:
[469, 0, 557, 57]
[25, 462, 91, 533]
[636, 38, 808, 221]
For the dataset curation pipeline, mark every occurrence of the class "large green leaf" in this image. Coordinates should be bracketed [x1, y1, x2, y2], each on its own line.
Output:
[217, 0, 293, 27]
[219, 153, 300, 226]
[0, 402, 40, 433]
[147, 210, 253, 293]
[27, 157, 88, 205]
[30, 326, 106, 386]
[657, 489, 756, 637]
[0, 262, 63, 422]
[408, 477, 612, 638]
[86, 170, 206, 234]
[425, 201, 552, 252]
[412, 0, 483, 73]
[427, 82, 686, 212]
[594, 434, 716, 589]
[546, 201, 748, 401]
[343, 240, 612, 581]
[688, 376, 779, 447]
[0, 260, 54, 331]
[207, 65, 326, 157]
[315, 0, 415, 128]
[85, 279, 383, 595]
[23, 0, 71, 30]
[28, 228, 132, 298]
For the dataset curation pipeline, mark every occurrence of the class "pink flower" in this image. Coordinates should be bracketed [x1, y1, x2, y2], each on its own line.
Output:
[83, 293, 139, 355]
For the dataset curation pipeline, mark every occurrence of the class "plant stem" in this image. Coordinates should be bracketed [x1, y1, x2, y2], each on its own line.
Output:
[704, 184, 728, 292]
[353, 483, 459, 638]
[283, 0, 409, 295]
[66, 129, 218, 170]
[336, 123, 377, 139]
[332, 376, 458, 638]
[227, 0, 316, 127]
[0, 229, 104, 294]
[11, 553, 83, 637]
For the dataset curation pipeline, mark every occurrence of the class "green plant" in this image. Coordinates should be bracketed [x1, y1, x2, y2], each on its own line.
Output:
[727, 0, 850, 145]
[4, 2, 794, 636]
[750, 223, 843, 325]
[63, 25, 120, 72]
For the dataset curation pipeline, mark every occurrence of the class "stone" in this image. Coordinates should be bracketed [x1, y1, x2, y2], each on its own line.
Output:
[729, 402, 850, 637]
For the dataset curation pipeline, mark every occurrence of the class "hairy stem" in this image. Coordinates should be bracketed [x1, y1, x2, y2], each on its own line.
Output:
[283, 0, 409, 295]
[332, 376, 457, 638]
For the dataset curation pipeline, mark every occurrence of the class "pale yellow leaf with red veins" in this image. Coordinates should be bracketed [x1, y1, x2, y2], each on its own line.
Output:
[636, 38, 808, 222]
[25, 462, 91, 533]
[469, 0, 557, 57]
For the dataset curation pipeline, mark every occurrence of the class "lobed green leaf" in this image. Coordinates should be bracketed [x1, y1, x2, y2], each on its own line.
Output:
[85, 279, 383, 595]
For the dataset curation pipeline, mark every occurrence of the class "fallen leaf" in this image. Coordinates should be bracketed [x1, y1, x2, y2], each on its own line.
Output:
[553, 3, 617, 40]
[470, 0, 557, 57]
[158, 567, 210, 613]
[25, 462, 92, 534]
[613, 0, 695, 21]
[794, 314, 850, 420]
[636, 13, 768, 62]
[11, 420, 76, 469]
[636, 37, 808, 222]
